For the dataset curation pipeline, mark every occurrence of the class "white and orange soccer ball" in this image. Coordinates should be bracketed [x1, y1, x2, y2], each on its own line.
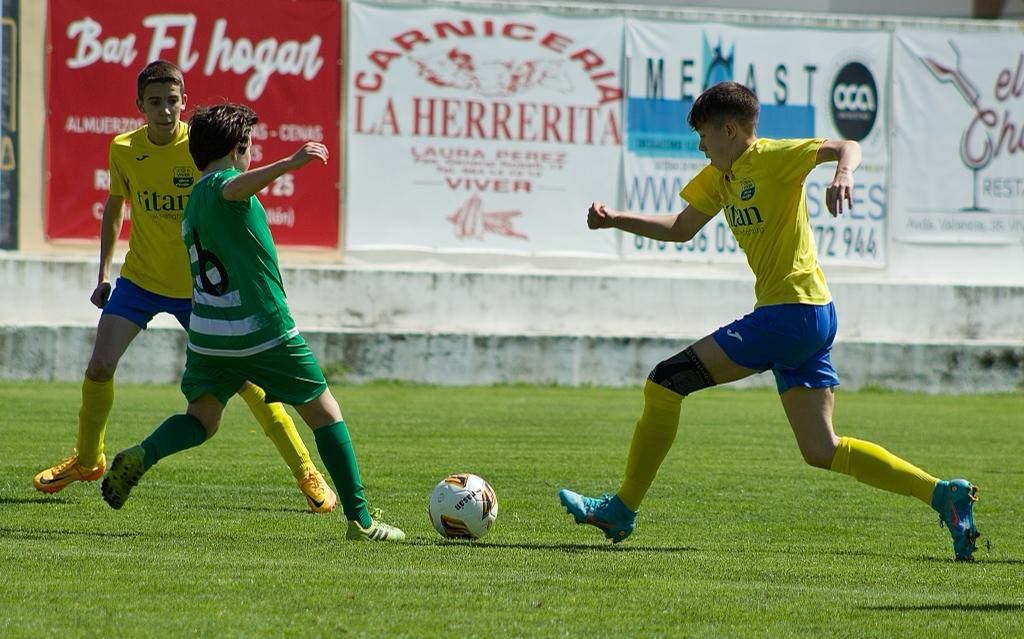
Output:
[428, 473, 498, 539]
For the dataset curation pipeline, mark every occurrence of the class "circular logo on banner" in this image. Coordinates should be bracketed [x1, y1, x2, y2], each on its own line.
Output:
[830, 62, 878, 141]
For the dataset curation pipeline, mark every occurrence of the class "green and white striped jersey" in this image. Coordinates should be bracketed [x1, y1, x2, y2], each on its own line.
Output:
[182, 168, 297, 357]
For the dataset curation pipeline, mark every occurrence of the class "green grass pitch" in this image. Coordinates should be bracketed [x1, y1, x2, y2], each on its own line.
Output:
[1, 381, 1022, 637]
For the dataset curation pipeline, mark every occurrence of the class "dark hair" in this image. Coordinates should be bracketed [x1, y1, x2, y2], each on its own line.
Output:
[687, 81, 759, 131]
[136, 60, 184, 100]
[188, 103, 258, 170]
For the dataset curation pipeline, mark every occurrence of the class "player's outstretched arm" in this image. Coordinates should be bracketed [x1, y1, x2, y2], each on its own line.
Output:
[92, 195, 126, 308]
[587, 201, 713, 242]
[816, 139, 862, 217]
[222, 142, 329, 202]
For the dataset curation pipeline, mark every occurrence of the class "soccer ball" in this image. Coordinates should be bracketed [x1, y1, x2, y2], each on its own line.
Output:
[428, 473, 498, 539]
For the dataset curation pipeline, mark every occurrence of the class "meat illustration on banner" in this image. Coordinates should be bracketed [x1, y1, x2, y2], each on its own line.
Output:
[346, 4, 624, 255]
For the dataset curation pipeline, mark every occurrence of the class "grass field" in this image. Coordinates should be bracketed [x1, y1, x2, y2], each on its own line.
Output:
[1, 381, 1022, 638]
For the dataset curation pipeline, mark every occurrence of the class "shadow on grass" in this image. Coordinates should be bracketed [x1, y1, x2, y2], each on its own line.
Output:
[714, 544, 1022, 565]
[401, 538, 695, 553]
[792, 550, 1024, 565]
[0, 526, 141, 539]
[861, 603, 1024, 612]
[0, 495, 73, 505]
[914, 555, 1024, 565]
[217, 504, 316, 515]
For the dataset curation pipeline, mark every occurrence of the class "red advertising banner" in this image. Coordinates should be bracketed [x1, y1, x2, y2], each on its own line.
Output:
[45, 0, 340, 246]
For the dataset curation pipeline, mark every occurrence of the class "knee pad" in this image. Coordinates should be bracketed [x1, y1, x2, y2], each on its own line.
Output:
[648, 346, 715, 396]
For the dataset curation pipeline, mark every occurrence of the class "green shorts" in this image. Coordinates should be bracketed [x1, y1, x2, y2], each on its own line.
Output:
[181, 334, 328, 407]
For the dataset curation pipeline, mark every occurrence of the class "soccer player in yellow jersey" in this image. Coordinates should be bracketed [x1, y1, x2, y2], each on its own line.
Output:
[33, 60, 338, 514]
[559, 81, 981, 561]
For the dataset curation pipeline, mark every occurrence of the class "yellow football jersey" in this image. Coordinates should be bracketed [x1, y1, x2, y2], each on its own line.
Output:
[681, 137, 831, 307]
[108, 123, 196, 299]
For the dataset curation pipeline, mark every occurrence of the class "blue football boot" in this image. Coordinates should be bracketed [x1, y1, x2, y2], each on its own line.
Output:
[931, 479, 980, 561]
[559, 489, 637, 543]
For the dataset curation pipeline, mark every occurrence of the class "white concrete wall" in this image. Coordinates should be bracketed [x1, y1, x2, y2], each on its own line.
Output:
[2, 325, 1020, 393]
[5, 255, 1022, 392]
[8, 254, 1023, 340]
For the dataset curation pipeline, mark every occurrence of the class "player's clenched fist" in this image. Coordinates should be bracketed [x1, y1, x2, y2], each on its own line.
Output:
[588, 201, 616, 229]
[289, 142, 329, 168]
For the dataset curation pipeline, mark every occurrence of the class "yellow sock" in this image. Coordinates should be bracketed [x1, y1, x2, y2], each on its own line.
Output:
[76, 377, 114, 467]
[617, 380, 683, 511]
[238, 384, 315, 480]
[829, 436, 939, 505]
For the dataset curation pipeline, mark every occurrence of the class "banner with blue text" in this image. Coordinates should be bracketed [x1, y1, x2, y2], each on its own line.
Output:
[623, 19, 889, 267]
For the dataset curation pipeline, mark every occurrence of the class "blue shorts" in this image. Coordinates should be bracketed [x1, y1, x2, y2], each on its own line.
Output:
[102, 277, 192, 330]
[712, 302, 839, 394]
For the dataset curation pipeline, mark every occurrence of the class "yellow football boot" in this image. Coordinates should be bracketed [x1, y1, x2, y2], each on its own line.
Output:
[298, 470, 338, 514]
[33, 453, 107, 493]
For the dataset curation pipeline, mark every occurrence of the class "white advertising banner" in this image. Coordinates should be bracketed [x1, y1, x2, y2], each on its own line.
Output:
[346, 3, 623, 255]
[623, 20, 890, 267]
[893, 31, 1024, 244]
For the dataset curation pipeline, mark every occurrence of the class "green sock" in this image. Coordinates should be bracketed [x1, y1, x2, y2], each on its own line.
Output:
[140, 414, 207, 469]
[313, 421, 371, 527]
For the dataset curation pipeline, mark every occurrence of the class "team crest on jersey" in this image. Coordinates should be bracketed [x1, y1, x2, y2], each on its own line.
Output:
[738, 177, 756, 201]
[173, 167, 194, 188]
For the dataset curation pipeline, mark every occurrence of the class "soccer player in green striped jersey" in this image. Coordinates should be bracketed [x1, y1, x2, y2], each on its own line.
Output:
[34, 60, 337, 515]
[102, 102, 403, 541]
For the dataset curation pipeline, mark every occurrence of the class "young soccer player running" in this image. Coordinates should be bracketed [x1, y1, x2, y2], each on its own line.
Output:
[101, 102, 405, 541]
[558, 81, 981, 561]
[33, 61, 338, 514]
